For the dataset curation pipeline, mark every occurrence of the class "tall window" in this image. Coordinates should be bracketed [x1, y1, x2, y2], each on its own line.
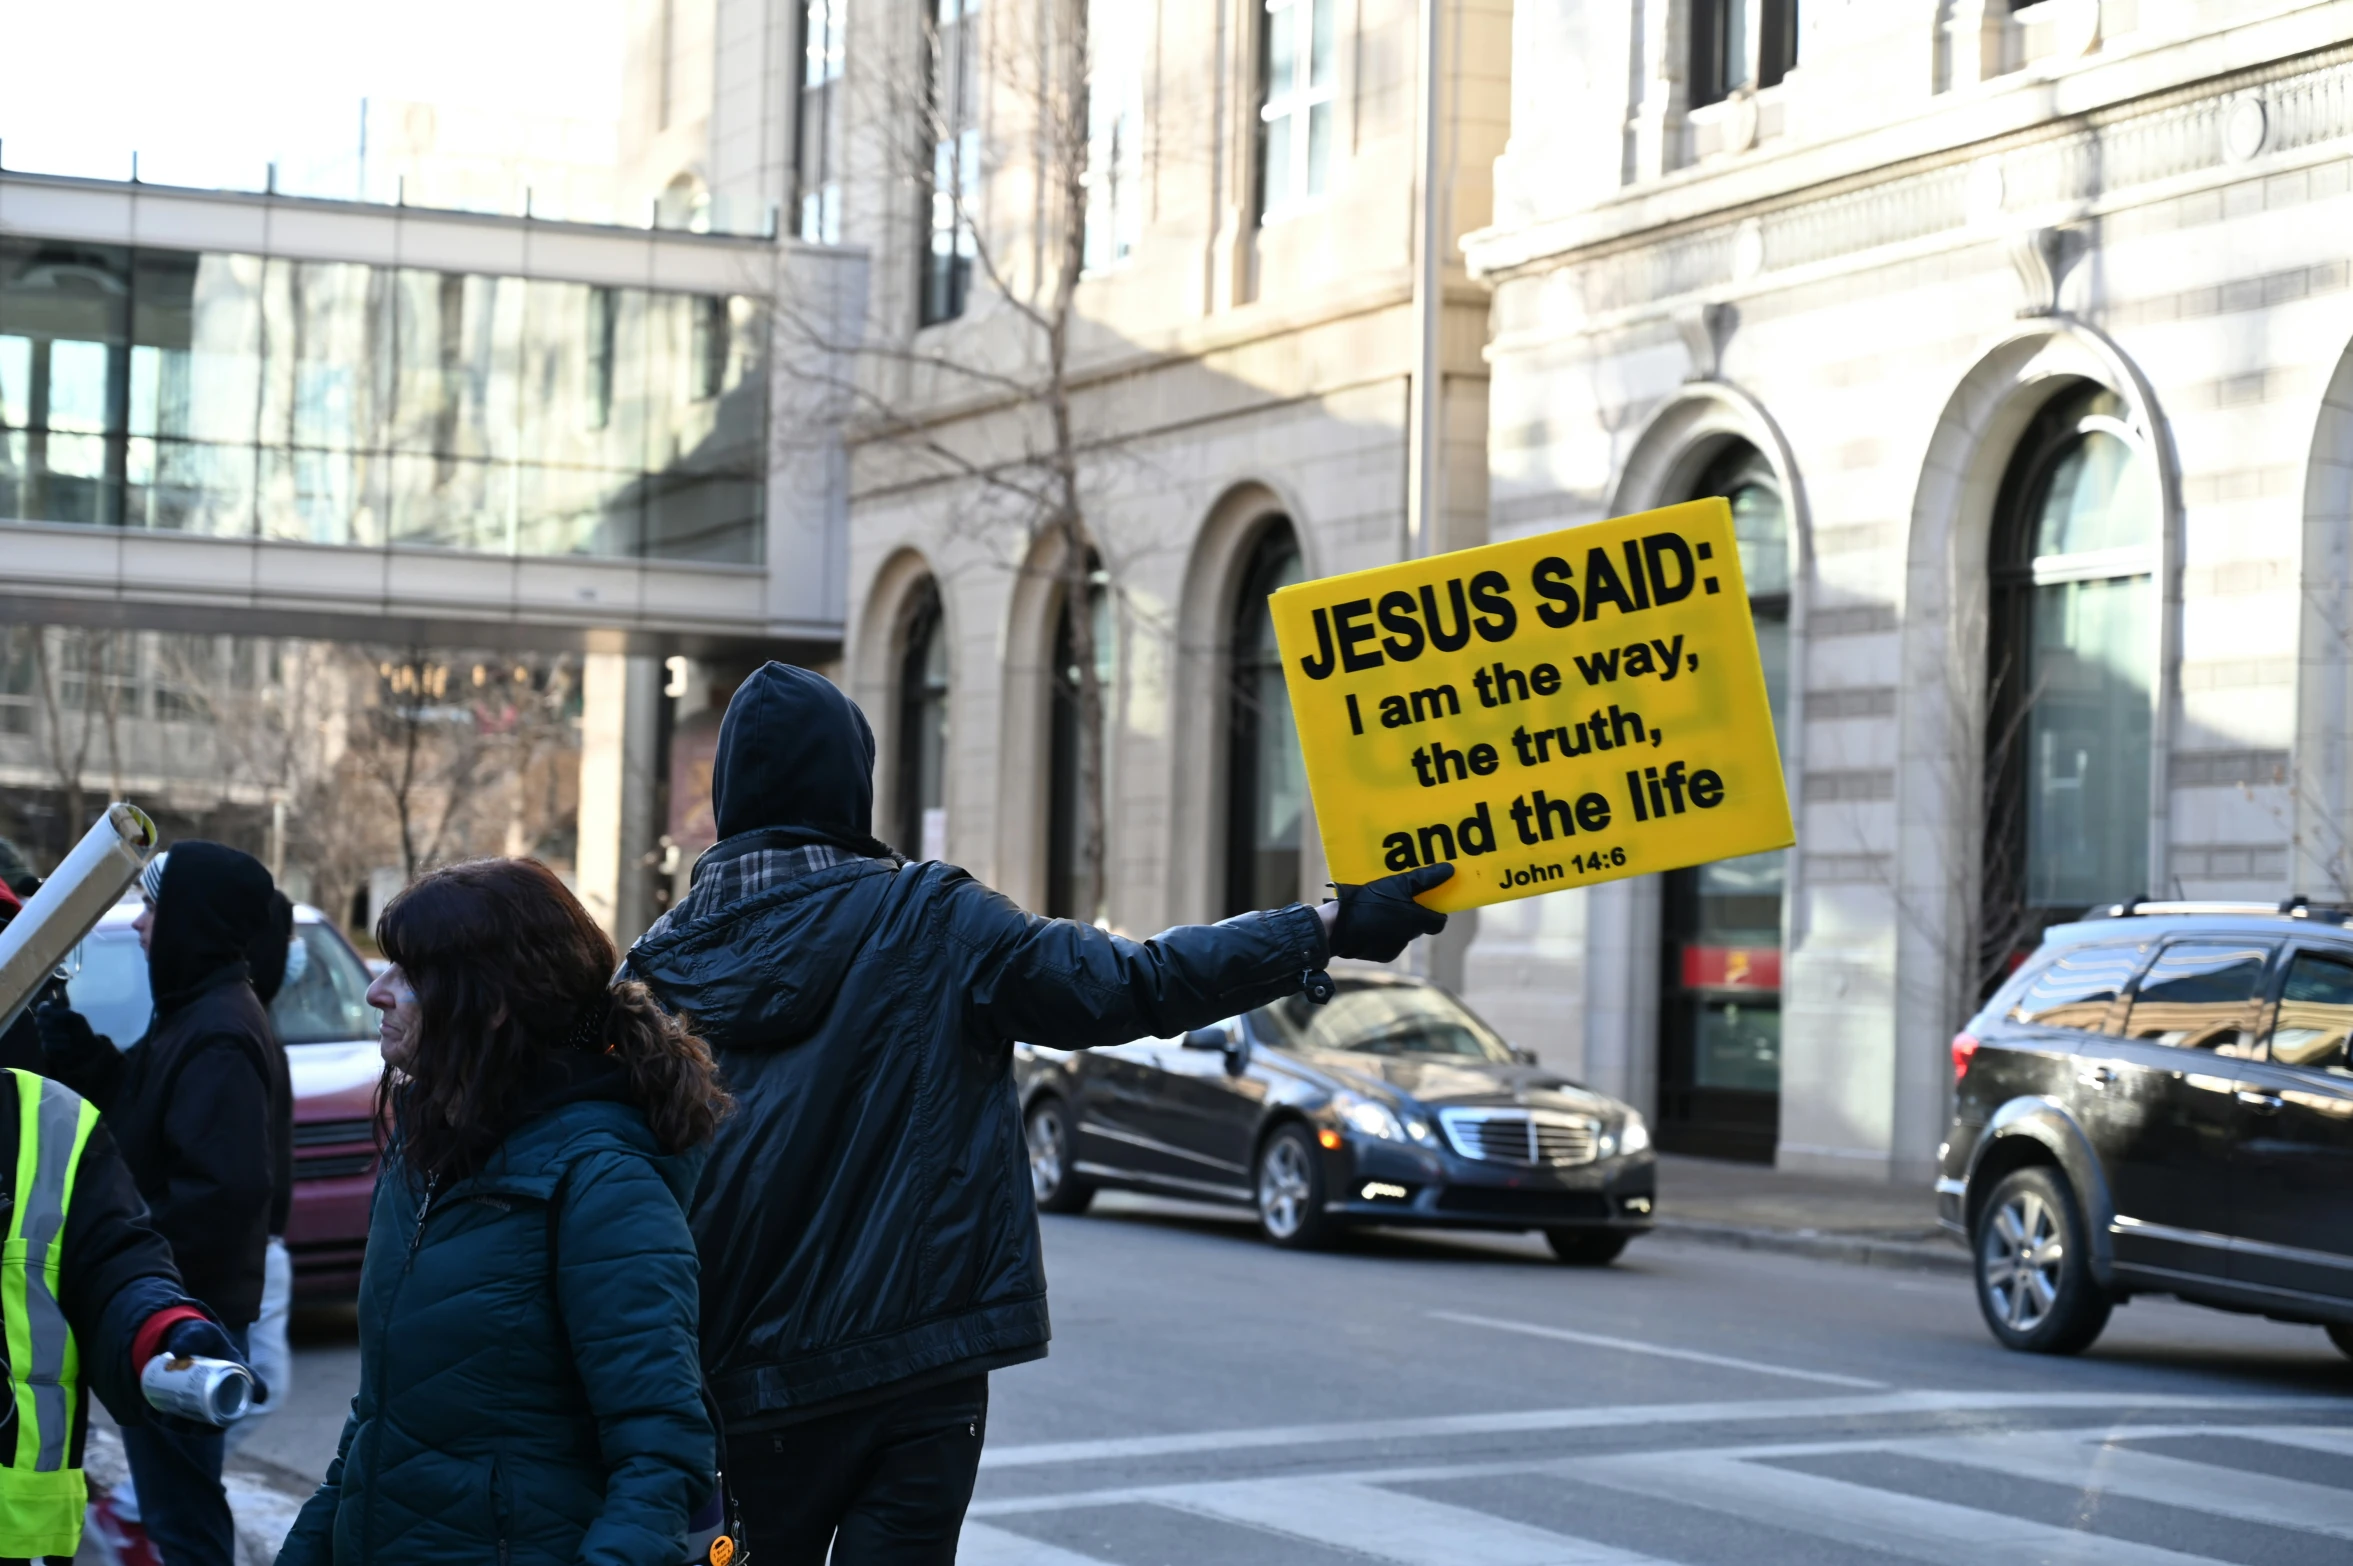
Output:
[1691, 0, 1799, 108]
[1658, 443, 1789, 1161]
[1257, 0, 1336, 221]
[921, 0, 982, 326]
[798, 0, 847, 244]
[1082, 0, 1145, 272]
[1046, 565, 1110, 920]
[1225, 523, 1307, 916]
[896, 581, 950, 859]
[1986, 385, 2158, 972]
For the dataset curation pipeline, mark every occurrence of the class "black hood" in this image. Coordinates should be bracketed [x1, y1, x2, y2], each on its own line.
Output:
[147, 842, 275, 1016]
[710, 663, 892, 856]
[246, 891, 296, 1006]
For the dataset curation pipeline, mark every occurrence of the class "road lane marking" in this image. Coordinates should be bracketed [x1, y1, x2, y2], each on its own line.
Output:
[1162, 1476, 1669, 1565]
[1430, 1309, 1890, 1389]
[1574, 1449, 2219, 1566]
[955, 1522, 1117, 1566]
[1910, 1429, 2353, 1540]
[2228, 1425, 2353, 1460]
[976, 1390, 2337, 1470]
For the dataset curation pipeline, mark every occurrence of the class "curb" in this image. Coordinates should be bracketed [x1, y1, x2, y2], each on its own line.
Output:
[1651, 1218, 1971, 1275]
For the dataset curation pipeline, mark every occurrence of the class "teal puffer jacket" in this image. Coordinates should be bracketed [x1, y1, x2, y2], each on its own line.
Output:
[277, 1086, 712, 1566]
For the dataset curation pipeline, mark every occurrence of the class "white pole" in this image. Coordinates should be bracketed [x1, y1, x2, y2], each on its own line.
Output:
[0, 803, 157, 1032]
[1406, 0, 1446, 562]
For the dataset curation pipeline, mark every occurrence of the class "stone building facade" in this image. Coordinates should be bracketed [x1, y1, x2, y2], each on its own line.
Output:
[1461, 0, 2353, 1178]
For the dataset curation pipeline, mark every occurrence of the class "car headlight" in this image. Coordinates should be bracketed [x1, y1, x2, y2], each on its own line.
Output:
[1334, 1091, 1407, 1143]
[1617, 1114, 1651, 1157]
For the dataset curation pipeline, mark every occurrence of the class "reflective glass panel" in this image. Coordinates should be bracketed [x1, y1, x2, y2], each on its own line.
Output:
[2124, 941, 2271, 1053]
[2271, 951, 2353, 1074]
[2025, 572, 2152, 908]
[2011, 942, 2143, 1031]
[2033, 428, 2158, 558]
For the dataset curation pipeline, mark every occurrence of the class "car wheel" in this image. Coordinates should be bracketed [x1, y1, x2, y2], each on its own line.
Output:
[1973, 1166, 2111, 1355]
[2327, 1322, 2353, 1360]
[1255, 1124, 1338, 1249]
[1545, 1229, 1629, 1266]
[1025, 1098, 1094, 1215]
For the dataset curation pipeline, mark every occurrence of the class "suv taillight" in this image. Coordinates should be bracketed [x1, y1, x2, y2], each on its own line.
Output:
[1951, 1031, 1980, 1083]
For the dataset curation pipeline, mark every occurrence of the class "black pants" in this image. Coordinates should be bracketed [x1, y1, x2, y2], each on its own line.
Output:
[119, 1323, 248, 1566]
[728, 1375, 988, 1566]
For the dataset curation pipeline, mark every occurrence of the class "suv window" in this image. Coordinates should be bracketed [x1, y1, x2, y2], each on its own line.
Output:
[2121, 941, 2272, 1055]
[2269, 949, 2353, 1075]
[2010, 944, 2141, 1032]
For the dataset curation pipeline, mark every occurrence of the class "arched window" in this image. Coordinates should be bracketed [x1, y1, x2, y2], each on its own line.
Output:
[1046, 562, 1111, 920]
[1225, 521, 1307, 915]
[895, 580, 949, 858]
[1985, 385, 2158, 973]
[1658, 442, 1789, 1161]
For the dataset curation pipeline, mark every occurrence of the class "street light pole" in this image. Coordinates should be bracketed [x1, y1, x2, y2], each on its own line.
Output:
[1406, 0, 1447, 564]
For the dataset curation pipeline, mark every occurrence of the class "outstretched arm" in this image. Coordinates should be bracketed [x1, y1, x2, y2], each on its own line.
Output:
[958, 876, 1329, 1049]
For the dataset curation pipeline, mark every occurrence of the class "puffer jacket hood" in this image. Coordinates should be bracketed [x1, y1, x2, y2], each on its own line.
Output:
[710, 663, 892, 855]
[147, 841, 274, 1016]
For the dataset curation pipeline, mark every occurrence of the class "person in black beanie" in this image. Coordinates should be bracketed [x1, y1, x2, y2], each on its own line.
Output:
[36, 844, 279, 1566]
[625, 663, 1451, 1565]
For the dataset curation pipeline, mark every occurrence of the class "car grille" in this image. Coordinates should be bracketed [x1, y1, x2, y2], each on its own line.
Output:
[1438, 1109, 1598, 1167]
[294, 1118, 375, 1149]
[1434, 1187, 1610, 1220]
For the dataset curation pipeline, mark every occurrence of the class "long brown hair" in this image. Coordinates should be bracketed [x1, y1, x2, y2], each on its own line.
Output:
[375, 858, 729, 1184]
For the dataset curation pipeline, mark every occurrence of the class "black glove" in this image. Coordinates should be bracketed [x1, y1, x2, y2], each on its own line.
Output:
[1327, 863, 1454, 963]
[163, 1316, 265, 1404]
[33, 1001, 105, 1062]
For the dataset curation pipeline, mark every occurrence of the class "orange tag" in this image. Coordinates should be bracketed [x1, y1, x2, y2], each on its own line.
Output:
[708, 1537, 735, 1566]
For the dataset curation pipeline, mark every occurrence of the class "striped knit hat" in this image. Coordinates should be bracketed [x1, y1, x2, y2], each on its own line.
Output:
[138, 850, 169, 904]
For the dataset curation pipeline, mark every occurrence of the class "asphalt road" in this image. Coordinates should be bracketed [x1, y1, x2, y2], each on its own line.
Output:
[247, 1192, 2353, 1564]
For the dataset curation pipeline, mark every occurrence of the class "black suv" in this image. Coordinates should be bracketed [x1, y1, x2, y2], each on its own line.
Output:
[1940, 901, 2353, 1357]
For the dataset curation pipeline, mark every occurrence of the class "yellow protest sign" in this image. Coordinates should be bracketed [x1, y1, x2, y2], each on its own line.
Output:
[1271, 499, 1793, 914]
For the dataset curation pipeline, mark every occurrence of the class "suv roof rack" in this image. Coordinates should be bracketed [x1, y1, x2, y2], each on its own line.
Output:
[2086, 895, 2353, 925]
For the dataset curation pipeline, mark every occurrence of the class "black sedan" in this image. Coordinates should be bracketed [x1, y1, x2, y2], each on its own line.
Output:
[1014, 972, 1655, 1262]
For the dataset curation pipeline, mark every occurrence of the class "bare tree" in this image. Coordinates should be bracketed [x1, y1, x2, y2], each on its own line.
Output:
[774, 0, 1132, 919]
[20, 627, 130, 843]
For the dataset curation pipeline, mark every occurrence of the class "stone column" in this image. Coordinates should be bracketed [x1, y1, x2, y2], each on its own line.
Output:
[577, 651, 666, 945]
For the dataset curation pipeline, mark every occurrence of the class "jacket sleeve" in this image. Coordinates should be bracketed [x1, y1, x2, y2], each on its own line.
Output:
[555, 1148, 714, 1566]
[55, 1122, 189, 1424]
[39, 1024, 124, 1110]
[150, 1035, 272, 1281]
[275, 1401, 359, 1566]
[955, 873, 1331, 1048]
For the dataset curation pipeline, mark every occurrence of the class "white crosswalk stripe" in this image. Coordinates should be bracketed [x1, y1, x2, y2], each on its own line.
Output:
[1571, 1448, 2221, 1566]
[1907, 1428, 2353, 1541]
[965, 1420, 2353, 1565]
[1162, 1475, 1669, 1565]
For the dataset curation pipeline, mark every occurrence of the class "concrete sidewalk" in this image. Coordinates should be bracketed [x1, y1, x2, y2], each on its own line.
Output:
[1653, 1153, 1968, 1273]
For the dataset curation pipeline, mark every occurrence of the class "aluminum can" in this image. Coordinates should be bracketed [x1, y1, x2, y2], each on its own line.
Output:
[141, 1354, 254, 1427]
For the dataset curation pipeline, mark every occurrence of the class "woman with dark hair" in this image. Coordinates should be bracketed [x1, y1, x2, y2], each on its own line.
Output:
[276, 859, 731, 1566]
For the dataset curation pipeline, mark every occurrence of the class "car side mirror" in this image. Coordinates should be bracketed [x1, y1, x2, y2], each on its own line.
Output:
[1511, 1046, 1539, 1066]
[1181, 1026, 1227, 1050]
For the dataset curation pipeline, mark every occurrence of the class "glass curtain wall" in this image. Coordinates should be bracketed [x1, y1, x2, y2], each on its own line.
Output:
[1225, 522, 1306, 916]
[896, 580, 950, 860]
[921, 0, 982, 326]
[1986, 385, 2158, 976]
[1657, 442, 1790, 1161]
[0, 237, 767, 562]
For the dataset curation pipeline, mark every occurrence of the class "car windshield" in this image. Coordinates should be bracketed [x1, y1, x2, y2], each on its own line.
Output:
[1252, 983, 1515, 1062]
[65, 920, 377, 1048]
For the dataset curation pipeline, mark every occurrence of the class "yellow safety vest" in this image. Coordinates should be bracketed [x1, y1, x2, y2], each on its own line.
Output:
[0, 1068, 98, 1558]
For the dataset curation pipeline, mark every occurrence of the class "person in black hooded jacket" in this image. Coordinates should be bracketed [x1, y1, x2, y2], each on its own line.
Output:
[625, 662, 1451, 1565]
[36, 842, 280, 1566]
